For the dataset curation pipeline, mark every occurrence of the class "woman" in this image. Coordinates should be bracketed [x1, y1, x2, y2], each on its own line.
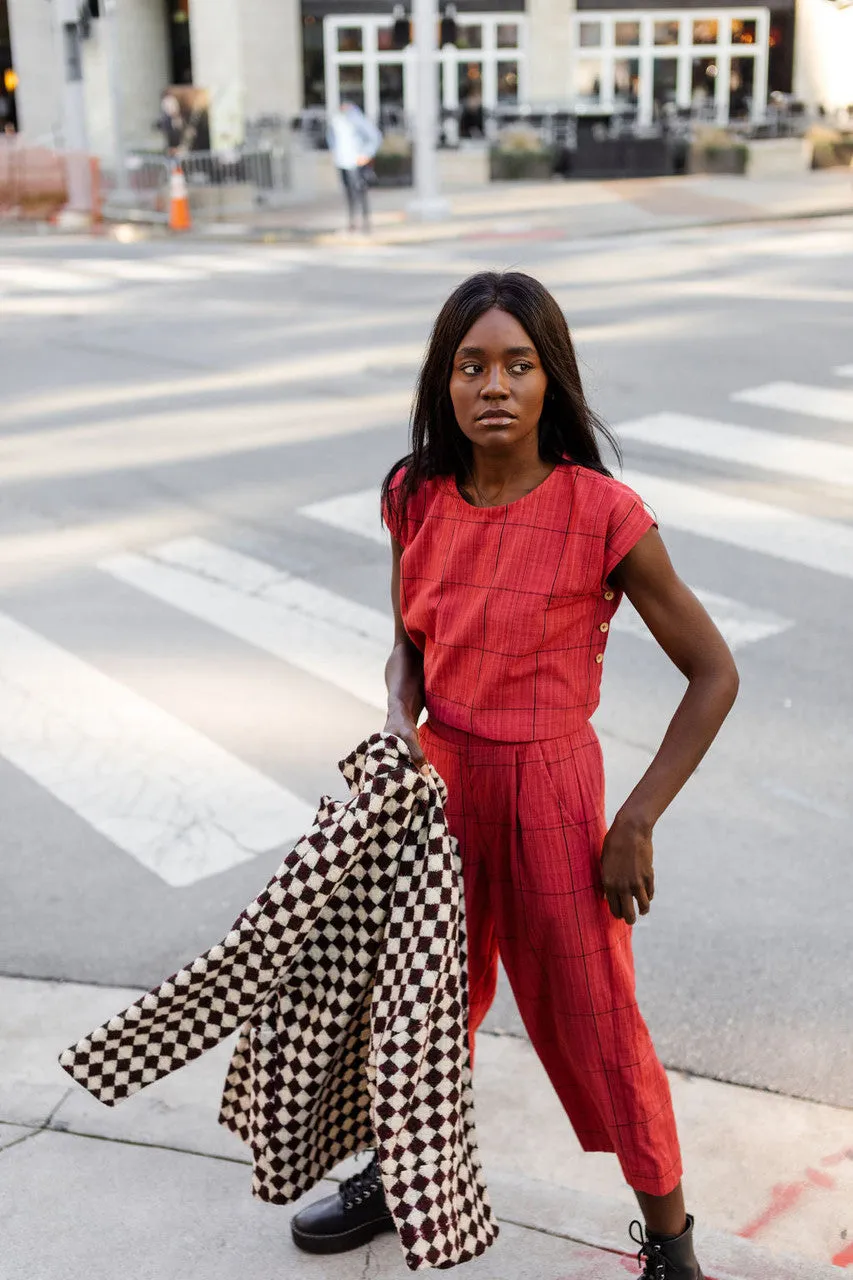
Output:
[291, 272, 738, 1278]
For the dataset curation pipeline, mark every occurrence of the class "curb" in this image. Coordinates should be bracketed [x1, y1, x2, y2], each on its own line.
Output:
[2, 201, 851, 250]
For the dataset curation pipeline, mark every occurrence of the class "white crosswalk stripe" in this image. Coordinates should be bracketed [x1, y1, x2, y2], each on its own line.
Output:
[0, 252, 296, 296]
[731, 382, 853, 423]
[100, 537, 391, 710]
[0, 262, 104, 293]
[0, 610, 315, 887]
[300, 489, 389, 547]
[623, 468, 853, 580]
[297, 490, 794, 648]
[615, 591, 792, 651]
[618, 413, 853, 487]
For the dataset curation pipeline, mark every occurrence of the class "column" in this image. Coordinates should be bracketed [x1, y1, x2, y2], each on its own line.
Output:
[190, 0, 303, 150]
[6, 0, 64, 143]
[115, 0, 170, 149]
[793, 0, 853, 113]
[526, 0, 574, 105]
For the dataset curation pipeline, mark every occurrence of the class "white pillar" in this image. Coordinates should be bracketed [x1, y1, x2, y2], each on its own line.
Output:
[240, 0, 303, 122]
[6, 0, 64, 143]
[793, 0, 853, 114]
[409, 0, 448, 219]
[190, 0, 303, 150]
[189, 0, 245, 148]
[114, 0, 169, 150]
[527, 0, 574, 105]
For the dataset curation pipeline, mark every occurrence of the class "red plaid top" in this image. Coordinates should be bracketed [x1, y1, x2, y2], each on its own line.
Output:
[385, 461, 655, 742]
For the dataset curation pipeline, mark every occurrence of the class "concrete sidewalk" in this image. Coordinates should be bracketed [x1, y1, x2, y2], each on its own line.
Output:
[192, 170, 853, 247]
[1, 976, 850, 1279]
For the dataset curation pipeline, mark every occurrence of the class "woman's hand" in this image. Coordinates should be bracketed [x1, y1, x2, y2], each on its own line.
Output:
[600, 812, 655, 925]
[384, 705, 429, 774]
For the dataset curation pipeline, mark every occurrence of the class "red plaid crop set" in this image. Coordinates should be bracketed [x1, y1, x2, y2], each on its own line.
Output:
[385, 461, 682, 1196]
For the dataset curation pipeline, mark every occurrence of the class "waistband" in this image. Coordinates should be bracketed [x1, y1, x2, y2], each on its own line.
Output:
[422, 717, 597, 754]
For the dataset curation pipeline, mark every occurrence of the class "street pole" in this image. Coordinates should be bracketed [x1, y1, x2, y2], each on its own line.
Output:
[408, 0, 449, 220]
[102, 0, 130, 204]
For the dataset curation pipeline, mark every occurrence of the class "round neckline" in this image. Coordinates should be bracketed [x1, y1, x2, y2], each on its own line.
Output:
[443, 459, 567, 513]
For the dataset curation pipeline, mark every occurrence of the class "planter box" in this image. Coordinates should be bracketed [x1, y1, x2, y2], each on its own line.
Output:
[489, 150, 553, 182]
[746, 137, 813, 177]
[373, 153, 412, 187]
[811, 138, 853, 169]
[689, 146, 748, 175]
[571, 136, 671, 180]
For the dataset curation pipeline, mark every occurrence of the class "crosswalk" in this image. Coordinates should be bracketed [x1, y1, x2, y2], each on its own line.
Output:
[0, 367, 850, 887]
[0, 249, 303, 297]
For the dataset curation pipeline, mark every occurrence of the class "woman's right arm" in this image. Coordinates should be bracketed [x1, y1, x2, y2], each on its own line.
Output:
[384, 538, 428, 770]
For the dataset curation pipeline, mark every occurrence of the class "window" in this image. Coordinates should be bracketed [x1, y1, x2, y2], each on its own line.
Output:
[497, 23, 519, 49]
[572, 10, 769, 127]
[337, 27, 363, 53]
[654, 20, 679, 46]
[497, 60, 520, 102]
[614, 57, 640, 107]
[731, 18, 757, 45]
[691, 55, 718, 106]
[576, 58, 603, 103]
[652, 57, 678, 113]
[615, 21, 640, 46]
[729, 55, 755, 117]
[338, 63, 365, 110]
[692, 20, 719, 45]
[578, 21, 602, 48]
[456, 24, 483, 50]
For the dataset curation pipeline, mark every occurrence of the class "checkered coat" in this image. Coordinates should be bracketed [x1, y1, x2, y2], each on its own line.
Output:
[59, 734, 498, 1271]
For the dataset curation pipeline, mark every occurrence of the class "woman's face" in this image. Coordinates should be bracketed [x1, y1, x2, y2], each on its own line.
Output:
[449, 307, 549, 453]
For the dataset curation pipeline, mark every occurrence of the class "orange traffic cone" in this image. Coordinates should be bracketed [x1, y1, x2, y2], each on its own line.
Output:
[168, 161, 192, 232]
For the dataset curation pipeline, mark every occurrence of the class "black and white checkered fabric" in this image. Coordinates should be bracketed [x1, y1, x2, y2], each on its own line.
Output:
[59, 733, 498, 1271]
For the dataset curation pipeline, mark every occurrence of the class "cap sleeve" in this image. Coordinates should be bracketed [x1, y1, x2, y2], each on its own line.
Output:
[381, 465, 408, 547]
[602, 481, 656, 584]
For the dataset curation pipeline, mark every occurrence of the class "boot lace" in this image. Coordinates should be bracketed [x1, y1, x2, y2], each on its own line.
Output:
[340, 1154, 382, 1212]
[630, 1220, 668, 1279]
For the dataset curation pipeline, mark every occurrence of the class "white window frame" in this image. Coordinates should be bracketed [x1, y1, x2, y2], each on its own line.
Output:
[324, 13, 527, 126]
[569, 9, 769, 126]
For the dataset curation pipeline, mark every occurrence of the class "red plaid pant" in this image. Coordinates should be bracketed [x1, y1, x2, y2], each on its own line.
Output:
[420, 717, 683, 1197]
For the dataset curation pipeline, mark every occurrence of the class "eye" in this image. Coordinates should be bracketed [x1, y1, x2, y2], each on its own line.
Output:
[509, 361, 534, 374]
[459, 362, 482, 376]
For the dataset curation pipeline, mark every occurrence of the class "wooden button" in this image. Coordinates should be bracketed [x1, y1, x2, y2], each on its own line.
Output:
[599, 622, 609, 633]
[604, 590, 615, 601]
[595, 653, 604, 664]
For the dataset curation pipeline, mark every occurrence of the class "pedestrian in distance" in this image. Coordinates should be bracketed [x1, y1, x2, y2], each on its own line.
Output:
[327, 100, 382, 234]
[290, 271, 740, 1279]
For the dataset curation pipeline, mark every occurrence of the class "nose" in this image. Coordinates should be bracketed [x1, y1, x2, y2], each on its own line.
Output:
[481, 362, 509, 399]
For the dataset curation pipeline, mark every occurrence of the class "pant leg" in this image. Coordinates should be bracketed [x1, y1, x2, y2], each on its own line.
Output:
[492, 729, 682, 1197]
[420, 723, 499, 1066]
[338, 168, 357, 224]
[356, 166, 371, 227]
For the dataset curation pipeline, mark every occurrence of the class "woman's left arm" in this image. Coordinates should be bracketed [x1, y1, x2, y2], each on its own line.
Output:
[600, 527, 740, 925]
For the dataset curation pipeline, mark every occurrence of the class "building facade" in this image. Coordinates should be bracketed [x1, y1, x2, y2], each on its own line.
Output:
[4, 0, 850, 156]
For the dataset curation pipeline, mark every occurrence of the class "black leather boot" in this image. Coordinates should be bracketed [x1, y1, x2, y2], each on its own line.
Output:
[290, 1154, 396, 1254]
[630, 1216, 704, 1279]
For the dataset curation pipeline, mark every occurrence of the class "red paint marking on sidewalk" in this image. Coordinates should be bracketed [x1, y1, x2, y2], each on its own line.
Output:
[821, 1148, 853, 1168]
[831, 1241, 853, 1268]
[736, 1145, 850, 1240]
[737, 1181, 807, 1239]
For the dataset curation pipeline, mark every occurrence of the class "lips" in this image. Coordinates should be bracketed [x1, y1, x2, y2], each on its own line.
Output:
[477, 411, 516, 423]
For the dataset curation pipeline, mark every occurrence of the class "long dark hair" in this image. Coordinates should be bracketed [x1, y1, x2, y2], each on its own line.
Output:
[381, 270, 620, 529]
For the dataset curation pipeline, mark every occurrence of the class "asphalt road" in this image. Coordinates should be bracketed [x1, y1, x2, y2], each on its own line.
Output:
[0, 217, 851, 1108]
